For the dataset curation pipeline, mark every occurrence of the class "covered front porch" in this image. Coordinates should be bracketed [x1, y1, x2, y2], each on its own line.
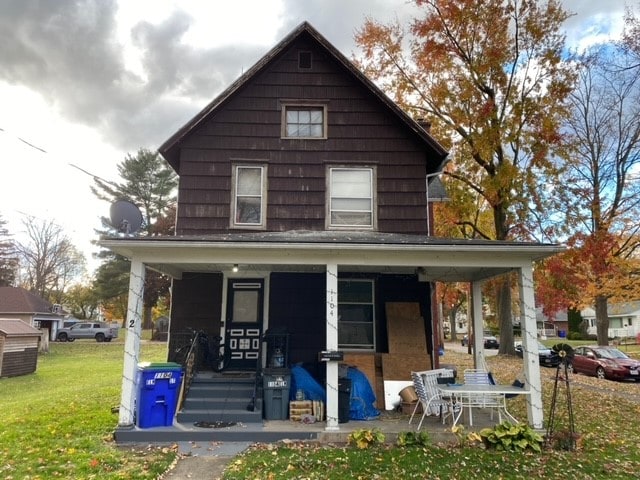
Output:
[101, 231, 561, 442]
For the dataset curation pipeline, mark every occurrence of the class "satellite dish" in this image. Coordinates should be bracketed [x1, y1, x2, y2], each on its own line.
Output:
[109, 200, 143, 235]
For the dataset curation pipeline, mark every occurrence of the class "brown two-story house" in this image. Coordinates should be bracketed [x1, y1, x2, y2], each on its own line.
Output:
[103, 22, 560, 440]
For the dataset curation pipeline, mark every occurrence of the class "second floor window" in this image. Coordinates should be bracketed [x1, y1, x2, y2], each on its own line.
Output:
[328, 167, 374, 228]
[232, 165, 266, 228]
[283, 105, 326, 138]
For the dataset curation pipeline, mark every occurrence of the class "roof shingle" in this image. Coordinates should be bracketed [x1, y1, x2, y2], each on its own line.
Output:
[0, 287, 53, 314]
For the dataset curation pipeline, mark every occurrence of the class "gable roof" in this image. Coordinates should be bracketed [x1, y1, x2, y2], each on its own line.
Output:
[159, 21, 448, 171]
[0, 318, 42, 336]
[535, 306, 567, 323]
[0, 287, 53, 314]
[581, 301, 640, 318]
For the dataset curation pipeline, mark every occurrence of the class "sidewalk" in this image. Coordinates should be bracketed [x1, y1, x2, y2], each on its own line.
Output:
[163, 442, 250, 479]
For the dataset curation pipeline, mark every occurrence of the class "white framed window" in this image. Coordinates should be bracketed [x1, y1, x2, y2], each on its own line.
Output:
[282, 104, 326, 138]
[328, 167, 375, 229]
[338, 279, 375, 350]
[231, 164, 267, 229]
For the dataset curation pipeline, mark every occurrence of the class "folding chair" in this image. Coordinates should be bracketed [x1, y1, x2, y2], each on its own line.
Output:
[462, 368, 504, 426]
[408, 369, 455, 430]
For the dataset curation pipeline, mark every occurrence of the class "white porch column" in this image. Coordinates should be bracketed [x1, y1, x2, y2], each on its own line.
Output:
[325, 262, 340, 431]
[471, 280, 485, 368]
[518, 263, 544, 429]
[118, 258, 145, 427]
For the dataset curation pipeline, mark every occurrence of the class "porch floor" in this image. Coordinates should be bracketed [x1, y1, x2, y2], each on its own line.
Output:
[113, 407, 501, 445]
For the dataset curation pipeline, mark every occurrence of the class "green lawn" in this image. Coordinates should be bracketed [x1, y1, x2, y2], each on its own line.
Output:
[0, 340, 175, 480]
[224, 347, 640, 480]
[2, 338, 639, 479]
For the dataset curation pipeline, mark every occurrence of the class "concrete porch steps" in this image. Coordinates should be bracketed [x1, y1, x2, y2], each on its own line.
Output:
[176, 372, 262, 424]
[176, 372, 263, 424]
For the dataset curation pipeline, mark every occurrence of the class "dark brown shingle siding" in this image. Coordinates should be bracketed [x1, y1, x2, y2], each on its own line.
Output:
[174, 36, 434, 236]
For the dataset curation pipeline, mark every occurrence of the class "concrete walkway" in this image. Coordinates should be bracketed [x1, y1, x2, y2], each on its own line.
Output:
[162, 442, 250, 480]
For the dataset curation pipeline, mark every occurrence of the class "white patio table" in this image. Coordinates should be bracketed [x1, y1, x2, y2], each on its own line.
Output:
[437, 383, 530, 427]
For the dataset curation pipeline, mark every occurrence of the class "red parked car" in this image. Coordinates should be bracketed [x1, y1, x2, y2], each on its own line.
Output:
[567, 346, 640, 381]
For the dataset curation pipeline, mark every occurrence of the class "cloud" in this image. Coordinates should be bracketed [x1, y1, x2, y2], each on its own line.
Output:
[561, 0, 625, 51]
[0, 0, 628, 155]
[277, 0, 418, 55]
[0, 0, 266, 151]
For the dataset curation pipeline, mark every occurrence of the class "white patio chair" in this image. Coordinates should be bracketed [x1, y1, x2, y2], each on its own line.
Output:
[408, 369, 455, 430]
[462, 368, 504, 426]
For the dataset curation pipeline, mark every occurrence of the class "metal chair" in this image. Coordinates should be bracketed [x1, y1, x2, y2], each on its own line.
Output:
[409, 369, 455, 430]
[462, 368, 504, 425]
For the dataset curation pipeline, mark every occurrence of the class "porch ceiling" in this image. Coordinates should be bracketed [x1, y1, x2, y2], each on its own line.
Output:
[100, 232, 564, 283]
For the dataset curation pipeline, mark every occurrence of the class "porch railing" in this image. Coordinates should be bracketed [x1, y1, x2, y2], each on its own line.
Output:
[173, 330, 205, 412]
[247, 336, 264, 412]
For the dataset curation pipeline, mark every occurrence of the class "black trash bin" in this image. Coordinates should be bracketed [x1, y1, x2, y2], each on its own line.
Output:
[263, 368, 291, 420]
[338, 377, 352, 423]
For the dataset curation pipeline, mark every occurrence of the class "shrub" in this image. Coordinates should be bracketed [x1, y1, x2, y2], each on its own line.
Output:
[567, 331, 583, 340]
[479, 421, 544, 452]
[396, 431, 430, 447]
[348, 428, 385, 449]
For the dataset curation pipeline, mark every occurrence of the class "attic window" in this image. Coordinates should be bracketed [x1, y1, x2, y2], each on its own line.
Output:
[282, 104, 326, 139]
[298, 51, 312, 69]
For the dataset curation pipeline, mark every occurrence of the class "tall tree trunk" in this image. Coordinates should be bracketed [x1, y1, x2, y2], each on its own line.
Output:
[497, 278, 515, 355]
[595, 294, 609, 346]
[449, 307, 458, 341]
[143, 305, 153, 330]
[494, 201, 515, 355]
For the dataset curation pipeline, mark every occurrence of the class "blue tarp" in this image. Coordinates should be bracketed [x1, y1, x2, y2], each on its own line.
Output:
[346, 366, 380, 420]
[288, 364, 380, 420]
[289, 365, 326, 401]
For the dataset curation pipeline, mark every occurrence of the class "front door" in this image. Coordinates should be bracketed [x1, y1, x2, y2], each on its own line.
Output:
[225, 279, 264, 370]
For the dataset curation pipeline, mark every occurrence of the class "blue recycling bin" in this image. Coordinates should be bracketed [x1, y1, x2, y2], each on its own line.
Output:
[136, 362, 183, 428]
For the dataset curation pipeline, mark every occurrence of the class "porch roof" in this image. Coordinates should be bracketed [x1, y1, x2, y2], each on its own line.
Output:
[100, 231, 563, 282]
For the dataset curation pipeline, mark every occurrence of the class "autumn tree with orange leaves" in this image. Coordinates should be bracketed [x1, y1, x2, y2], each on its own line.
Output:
[536, 42, 640, 345]
[356, 0, 575, 353]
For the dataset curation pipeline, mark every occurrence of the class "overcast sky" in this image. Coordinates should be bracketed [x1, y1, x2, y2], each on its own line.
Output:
[0, 0, 628, 274]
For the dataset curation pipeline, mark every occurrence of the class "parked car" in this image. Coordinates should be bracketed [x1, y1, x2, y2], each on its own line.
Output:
[483, 334, 499, 349]
[515, 341, 560, 367]
[567, 346, 640, 381]
[56, 322, 118, 342]
[460, 332, 499, 349]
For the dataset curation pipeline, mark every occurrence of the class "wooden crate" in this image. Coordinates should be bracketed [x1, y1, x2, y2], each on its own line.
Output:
[289, 400, 313, 421]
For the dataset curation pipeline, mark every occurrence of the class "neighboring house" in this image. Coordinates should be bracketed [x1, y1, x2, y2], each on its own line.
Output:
[581, 302, 640, 339]
[0, 287, 64, 341]
[102, 22, 561, 435]
[535, 307, 569, 338]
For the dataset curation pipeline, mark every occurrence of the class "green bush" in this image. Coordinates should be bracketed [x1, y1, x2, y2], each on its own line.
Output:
[479, 421, 544, 452]
[567, 331, 583, 340]
[396, 431, 430, 447]
[348, 428, 385, 449]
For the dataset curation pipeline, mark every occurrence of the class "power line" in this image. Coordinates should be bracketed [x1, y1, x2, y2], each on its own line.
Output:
[68, 163, 120, 189]
[1, 126, 119, 188]
[0, 126, 47, 153]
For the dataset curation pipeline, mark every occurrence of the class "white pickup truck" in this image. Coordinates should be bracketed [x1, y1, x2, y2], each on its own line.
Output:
[56, 322, 118, 342]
